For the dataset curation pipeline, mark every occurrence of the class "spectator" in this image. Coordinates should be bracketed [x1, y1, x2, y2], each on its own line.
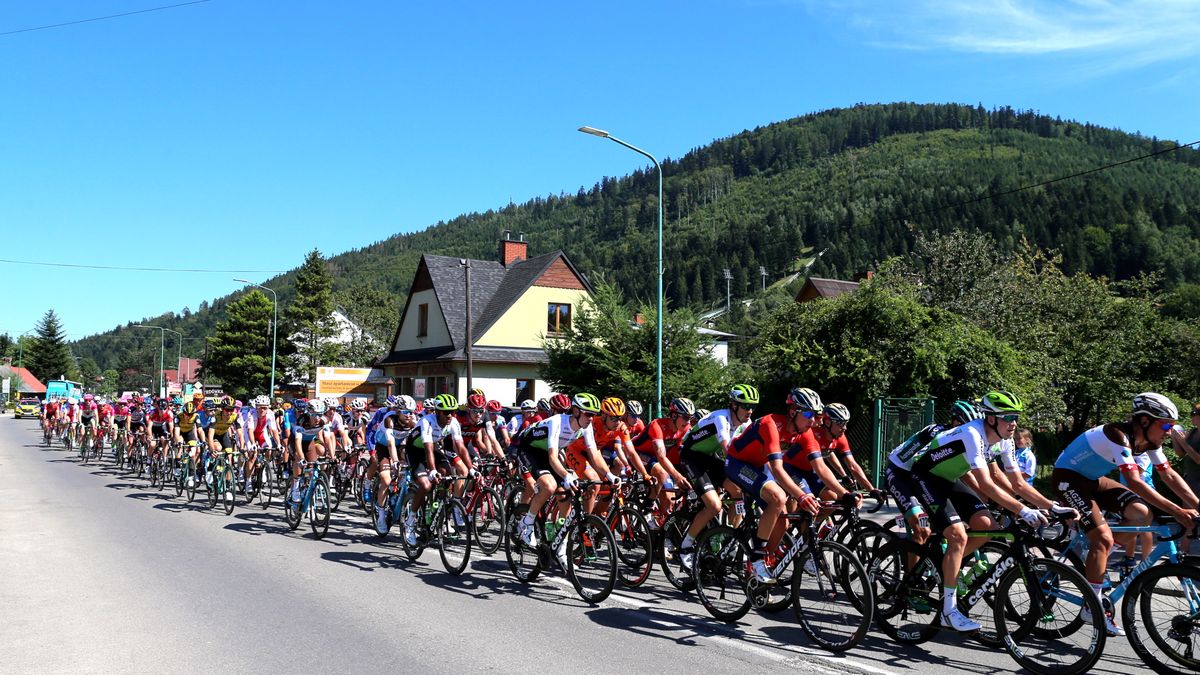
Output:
[1183, 404, 1200, 498]
[1014, 428, 1036, 486]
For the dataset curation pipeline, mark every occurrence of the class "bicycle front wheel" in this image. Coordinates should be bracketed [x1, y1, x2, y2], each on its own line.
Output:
[566, 513, 617, 603]
[222, 465, 236, 516]
[995, 557, 1105, 675]
[868, 538, 942, 645]
[308, 475, 331, 539]
[438, 499, 472, 576]
[472, 487, 504, 556]
[1126, 561, 1200, 675]
[792, 540, 874, 652]
[609, 506, 653, 588]
[503, 505, 541, 583]
[257, 463, 273, 509]
[694, 525, 752, 622]
[659, 511, 697, 592]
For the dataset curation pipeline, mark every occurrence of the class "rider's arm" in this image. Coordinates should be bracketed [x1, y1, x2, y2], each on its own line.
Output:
[835, 438, 875, 491]
[653, 438, 687, 487]
[1150, 463, 1199, 510]
[989, 462, 1055, 510]
[811, 454, 851, 499]
[967, 465, 1029, 515]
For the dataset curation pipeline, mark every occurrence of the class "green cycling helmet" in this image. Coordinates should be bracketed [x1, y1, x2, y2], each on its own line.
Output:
[978, 391, 1024, 415]
[572, 392, 602, 414]
[433, 394, 459, 412]
[729, 384, 760, 406]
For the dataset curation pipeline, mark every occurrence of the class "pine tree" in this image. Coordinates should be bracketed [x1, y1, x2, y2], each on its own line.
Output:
[26, 310, 74, 385]
[206, 290, 273, 398]
[282, 249, 339, 383]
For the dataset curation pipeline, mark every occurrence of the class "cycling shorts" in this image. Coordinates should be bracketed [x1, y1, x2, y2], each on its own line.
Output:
[180, 428, 198, 444]
[405, 444, 452, 477]
[778, 464, 815, 496]
[910, 471, 988, 532]
[151, 425, 168, 439]
[680, 452, 726, 496]
[130, 421, 145, 433]
[1051, 468, 1144, 533]
[723, 456, 775, 507]
[884, 462, 922, 516]
[518, 446, 555, 479]
[215, 431, 236, 451]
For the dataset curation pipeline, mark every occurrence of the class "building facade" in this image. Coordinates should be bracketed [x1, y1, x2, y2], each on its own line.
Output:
[376, 233, 593, 406]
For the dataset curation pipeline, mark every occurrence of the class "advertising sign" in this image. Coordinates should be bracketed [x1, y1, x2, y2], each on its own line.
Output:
[315, 366, 375, 397]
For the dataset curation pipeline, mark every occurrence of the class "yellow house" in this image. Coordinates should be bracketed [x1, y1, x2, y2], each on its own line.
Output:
[376, 232, 594, 406]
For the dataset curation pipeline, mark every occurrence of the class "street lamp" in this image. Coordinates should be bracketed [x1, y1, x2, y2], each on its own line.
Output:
[234, 279, 278, 398]
[133, 324, 165, 397]
[579, 125, 665, 418]
[163, 328, 182, 396]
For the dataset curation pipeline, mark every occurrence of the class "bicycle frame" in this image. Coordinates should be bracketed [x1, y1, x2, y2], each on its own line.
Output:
[1061, 522, 1183, 605]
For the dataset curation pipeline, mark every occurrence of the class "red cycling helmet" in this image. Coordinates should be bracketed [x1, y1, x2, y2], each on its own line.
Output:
[549, 393, 572, 413]
[486, 399, 503, 414]
[467, 393, 487, 411]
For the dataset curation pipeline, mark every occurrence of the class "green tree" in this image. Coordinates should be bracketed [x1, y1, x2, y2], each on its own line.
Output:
[540, 283, 734, 413]
[78, 357, 100, 386]
[207, 290, 273, 398]
[98, 369, 119, 397]
[26, 310, 74, 385]
[283, 249, 339, 382]
[1162, 283, 1200, 320]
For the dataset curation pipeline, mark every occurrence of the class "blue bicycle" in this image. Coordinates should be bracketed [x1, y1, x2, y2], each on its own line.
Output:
[366, 461, 412, 538]
[284, 458, 332, 539]
[1050, 515, 1199, 674]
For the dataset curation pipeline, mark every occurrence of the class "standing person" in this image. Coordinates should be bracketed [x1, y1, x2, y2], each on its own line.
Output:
[1015, 428, 1037, 487]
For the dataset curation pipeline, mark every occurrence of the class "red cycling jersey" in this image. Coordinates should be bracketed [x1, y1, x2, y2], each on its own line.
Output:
[726, 414, 788, 466]
[148, 410, 173, 426]
[812, 425, 853, 458]
[632, 418, 690, 465]
[783, 428, 822, 471]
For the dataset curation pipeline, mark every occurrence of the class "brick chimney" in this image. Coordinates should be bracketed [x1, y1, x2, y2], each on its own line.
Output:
[499, 230, 528, 266]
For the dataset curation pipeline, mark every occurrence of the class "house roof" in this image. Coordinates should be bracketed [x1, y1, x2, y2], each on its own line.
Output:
[0, 365, 47, 394]
[798, 276, 860, 300]
[375, 345, 548, 367]
[380, 249, 592, 367]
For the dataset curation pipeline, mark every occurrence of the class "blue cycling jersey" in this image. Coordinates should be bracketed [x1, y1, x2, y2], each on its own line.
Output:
[1054, 424, 1167, 480]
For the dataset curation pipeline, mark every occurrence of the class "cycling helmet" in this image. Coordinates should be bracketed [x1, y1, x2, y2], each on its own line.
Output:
[183, 401, 196, 414]
[351, 398, 367, 411]
[156, 398, 169, 407]
[252, 395, 270, 407]
[692, 408, 711, 424]
[324, 396, 339, 410]
[668, 397, 696, 417]
[469, 388, 485, 398]
[433, 393, 459, 412]
[143, 395, 153, 404]
[203, 399, 216, 411]
[537, 398, 552, 413]
[824, 403, 851, 424]
[467, 393, 487, 411]
[172, 396, 183, 405]
[293, 399, 308, 411]
[234, 400, 244, 409]
[729, 384, 760, 406]
[219, 395, 235, 409]
[83, 393, 94, 401]
[386, 395, 400, 406]
[1133, 392, 1178, 420]
[422, 398, 437, 411]
[67, 397, 78, 405]
[396, 395, 417, 412]
[549, 393, 572, 413]
[786, 387, 823, 412]
[572, 392, 602, 414]
[625, 400, 644, 417]
[193, 392, 204, 400]
[308, 399, 327, 414]
[486, 399, 503, 414]
[520, 399, 536, 411]
[978, 391, 1024, 415]
[600, 397, 626, 417]
[949, 399, 981, 424]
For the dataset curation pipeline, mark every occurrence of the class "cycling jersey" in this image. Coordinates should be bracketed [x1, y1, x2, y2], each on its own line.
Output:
[460, 417, 496, 450]
[566, 416, 630, 470]
[679, 409, 737, 459]
[323, 412, 345, 434]
[128, 407, 145, 424]
[911, 419, 1018, 481]
[112, 405, 129, 422]
[520, 413, 596, 459]
[813, 425, 853, 460]
[210, 410, 239, 436]
[148, 410, 173, 427]
[176, 410, 200, 433]
[886, 423, 945, 470]
[726, 414, 787, 466]
[783, 428, 822, 471]
[80, 402, 97, 419]
[243, 409, 276, 447]
[632, 418, 689, 464]
[407, 412, 462, 454]
[1054, 424, 1168, 480]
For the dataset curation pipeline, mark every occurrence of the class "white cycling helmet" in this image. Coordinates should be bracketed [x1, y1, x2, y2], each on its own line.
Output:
[1133, 392, 1178, 420]
[308, 399, 327, 414]
[422, 398, 438, 411]
[351, 398, 367, 411]
[520, 399, 536, 411]
[323, 396, 340, 410]
[395, 395, 417, 412]
[252, 395, 270, 407]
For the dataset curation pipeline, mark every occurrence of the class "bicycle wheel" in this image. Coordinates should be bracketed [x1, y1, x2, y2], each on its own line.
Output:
[694, 525, 753, 622]
[185, 457, 198, 502]
[353, 462, 370, 518]
[761, 531, 799, 613]
[399, 493, 426, 561]
[503, 505, 542, 583]
[792, 540, 874, 652]
[609, 506, 653, 588]
[566, 513, 617, 603]
[659, 511, 697, 592]
[472, 487, 504, 556]
[222, 465, 236, 516]
[438, 499, 472, 576]
[995, 557, 1105, 675]
[965, 540, 1010, 648]
[283, 481, 304, 531]
[1126, 561, 1200, 675]
[206, 463, 219, 509]
[868, 538, 942, 644]
[329, 465, 346, 512]
[838, 520, 896, 573]
[256, 463, 273, 509]
[308, 475, 331, 539]
[81, 433, 91, 464]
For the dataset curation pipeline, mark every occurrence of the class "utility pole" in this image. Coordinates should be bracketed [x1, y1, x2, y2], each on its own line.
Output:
[461, 258, 473, 398]
[723, 268, 733, 313]
[759, 265, 767, 291]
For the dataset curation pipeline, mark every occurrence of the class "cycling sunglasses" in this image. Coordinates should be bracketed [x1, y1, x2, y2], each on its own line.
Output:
[997, 414, 1020, 423]
[794, 409, 816, 419]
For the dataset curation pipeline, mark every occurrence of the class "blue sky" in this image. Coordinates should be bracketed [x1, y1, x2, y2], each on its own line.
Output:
[2, 0, 1197, 340]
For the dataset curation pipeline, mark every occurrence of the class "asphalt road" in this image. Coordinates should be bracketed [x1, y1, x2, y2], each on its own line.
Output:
[0, 416, 1154, 674]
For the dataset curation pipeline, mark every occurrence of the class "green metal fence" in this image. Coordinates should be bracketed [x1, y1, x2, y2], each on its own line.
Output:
[869, 397, 935, 485]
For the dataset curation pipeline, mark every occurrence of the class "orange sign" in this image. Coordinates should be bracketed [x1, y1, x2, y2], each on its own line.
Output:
[315, 367, 376, 397]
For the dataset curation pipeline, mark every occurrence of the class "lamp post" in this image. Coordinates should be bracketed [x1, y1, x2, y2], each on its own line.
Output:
[163, 328, 182, 397]
[579, 126, 664, 418]
[134, 324, 165, 397]
[234, 279, 278, 398]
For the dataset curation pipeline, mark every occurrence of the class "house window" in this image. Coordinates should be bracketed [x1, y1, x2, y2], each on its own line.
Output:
[515, 379, 534, 405]
[547, 303, 572, 335]
[425, 376, 450, 398]
[418, 303, 429, 337]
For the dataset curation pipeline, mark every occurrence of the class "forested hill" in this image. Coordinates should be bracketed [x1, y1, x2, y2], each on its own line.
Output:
[75, 102, 1200, 372]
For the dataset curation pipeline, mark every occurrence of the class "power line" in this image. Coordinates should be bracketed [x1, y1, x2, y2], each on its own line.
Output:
[901, 138, 1200, 222]
[0, 1, 211, 38]
[0, 259, 288, 274]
